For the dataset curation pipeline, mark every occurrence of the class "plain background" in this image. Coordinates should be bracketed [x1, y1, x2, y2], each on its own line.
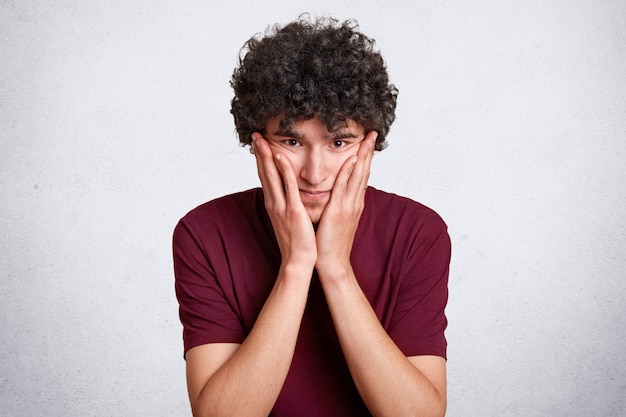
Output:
[1, 0, 625, 415]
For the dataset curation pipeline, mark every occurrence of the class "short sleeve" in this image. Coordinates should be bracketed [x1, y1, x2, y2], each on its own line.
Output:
[173, 218, 246, 357]
[388, 214, 451, 359]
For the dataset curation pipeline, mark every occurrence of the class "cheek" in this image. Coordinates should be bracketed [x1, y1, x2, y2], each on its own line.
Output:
[327, 152, 356, 178]
[268, 145, 303, 173]
[286, 155, 304, 177]
[338, 148, 360, 167]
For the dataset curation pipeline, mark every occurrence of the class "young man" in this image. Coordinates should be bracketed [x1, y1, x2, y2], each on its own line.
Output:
[173, 16, 451, 417]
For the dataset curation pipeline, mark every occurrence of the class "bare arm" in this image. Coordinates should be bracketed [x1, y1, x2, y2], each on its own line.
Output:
[186, 263, 312, 416]
[318, 270, 447, 417]
[315, 134, 447, 416]
[185, 134, 317, 416]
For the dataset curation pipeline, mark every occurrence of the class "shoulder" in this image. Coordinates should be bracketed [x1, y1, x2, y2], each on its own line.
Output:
[364, 187, 447, 233]
[357, 187, 450, 265]
[176, 188, 265, 230]
[180, 188, 263, 223]
[173, 188, 268, 243]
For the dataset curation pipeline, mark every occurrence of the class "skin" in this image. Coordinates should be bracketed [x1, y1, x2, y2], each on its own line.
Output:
[184, 116, 447, 417]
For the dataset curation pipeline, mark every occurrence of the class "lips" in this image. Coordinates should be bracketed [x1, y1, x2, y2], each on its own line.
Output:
[299, 189, 331, 202]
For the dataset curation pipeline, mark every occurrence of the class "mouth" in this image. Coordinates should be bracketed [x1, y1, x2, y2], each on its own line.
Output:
[299, 189, 331, 202]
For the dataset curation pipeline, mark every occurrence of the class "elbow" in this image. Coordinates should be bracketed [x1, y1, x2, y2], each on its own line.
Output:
[435, 401, 447, 417]
[429, 392, 447, 417]
[412, 391, 446, 417]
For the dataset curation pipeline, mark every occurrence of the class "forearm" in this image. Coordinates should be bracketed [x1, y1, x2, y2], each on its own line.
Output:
[190, 263, 312, 417]
[319, 267, 446, 417]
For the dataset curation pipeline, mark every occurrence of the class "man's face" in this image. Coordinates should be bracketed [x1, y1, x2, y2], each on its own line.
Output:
[263, 116, 367, 224]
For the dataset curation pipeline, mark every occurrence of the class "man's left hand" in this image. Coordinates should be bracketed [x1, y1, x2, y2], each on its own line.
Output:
[315, 132, 377, 275]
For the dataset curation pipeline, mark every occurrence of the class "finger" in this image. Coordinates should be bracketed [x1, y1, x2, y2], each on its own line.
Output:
[359, 131, 377, 186]
[273, 153, 302, 208]
[330, 154, 358, 201]
[252, 133, 286, 208]
[251, 133, 269, 188]
[252, 133, 274, 194]
[346, 131, 377, 201]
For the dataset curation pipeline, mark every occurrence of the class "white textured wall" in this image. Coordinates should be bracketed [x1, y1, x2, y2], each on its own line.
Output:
[1, 1, 625, 416]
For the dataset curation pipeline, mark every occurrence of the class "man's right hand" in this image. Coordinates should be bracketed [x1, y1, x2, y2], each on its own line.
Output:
[252, 132, 317, 269]
[186, 134, 316, 417]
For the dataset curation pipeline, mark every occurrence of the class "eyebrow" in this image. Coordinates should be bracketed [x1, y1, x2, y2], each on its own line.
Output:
[272, 128, 360, 140]
[273, 128, 303, 139]
[331, 132, 360, 140]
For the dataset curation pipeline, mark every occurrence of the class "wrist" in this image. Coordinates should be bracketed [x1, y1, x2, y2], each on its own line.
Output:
[279, 259, 315, 281]
[315, 261, 353, 286]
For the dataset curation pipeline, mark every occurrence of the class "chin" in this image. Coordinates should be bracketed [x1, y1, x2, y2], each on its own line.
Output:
[306, 210, 323, 225]
[308, 215, 322, 225]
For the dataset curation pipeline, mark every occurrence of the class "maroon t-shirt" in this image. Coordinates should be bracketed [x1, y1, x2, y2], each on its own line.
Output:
[173, 187, 450, 416]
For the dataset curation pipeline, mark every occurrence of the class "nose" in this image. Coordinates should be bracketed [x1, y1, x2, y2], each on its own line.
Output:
[299, 150, 326, 186]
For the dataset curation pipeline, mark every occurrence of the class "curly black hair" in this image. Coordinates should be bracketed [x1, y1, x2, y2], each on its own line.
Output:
[230, 15, 398, 151]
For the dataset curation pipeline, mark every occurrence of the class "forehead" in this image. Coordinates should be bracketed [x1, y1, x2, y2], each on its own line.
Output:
[266, 116, 365, 136]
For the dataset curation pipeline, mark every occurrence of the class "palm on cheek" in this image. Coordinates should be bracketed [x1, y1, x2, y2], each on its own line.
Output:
[315, 133, 376, 271]
[252, 133, 317, 267]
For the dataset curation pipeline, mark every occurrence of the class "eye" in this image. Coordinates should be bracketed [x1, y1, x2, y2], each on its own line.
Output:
[282, 139, 302, 147]
[331, 140, 345, 148]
